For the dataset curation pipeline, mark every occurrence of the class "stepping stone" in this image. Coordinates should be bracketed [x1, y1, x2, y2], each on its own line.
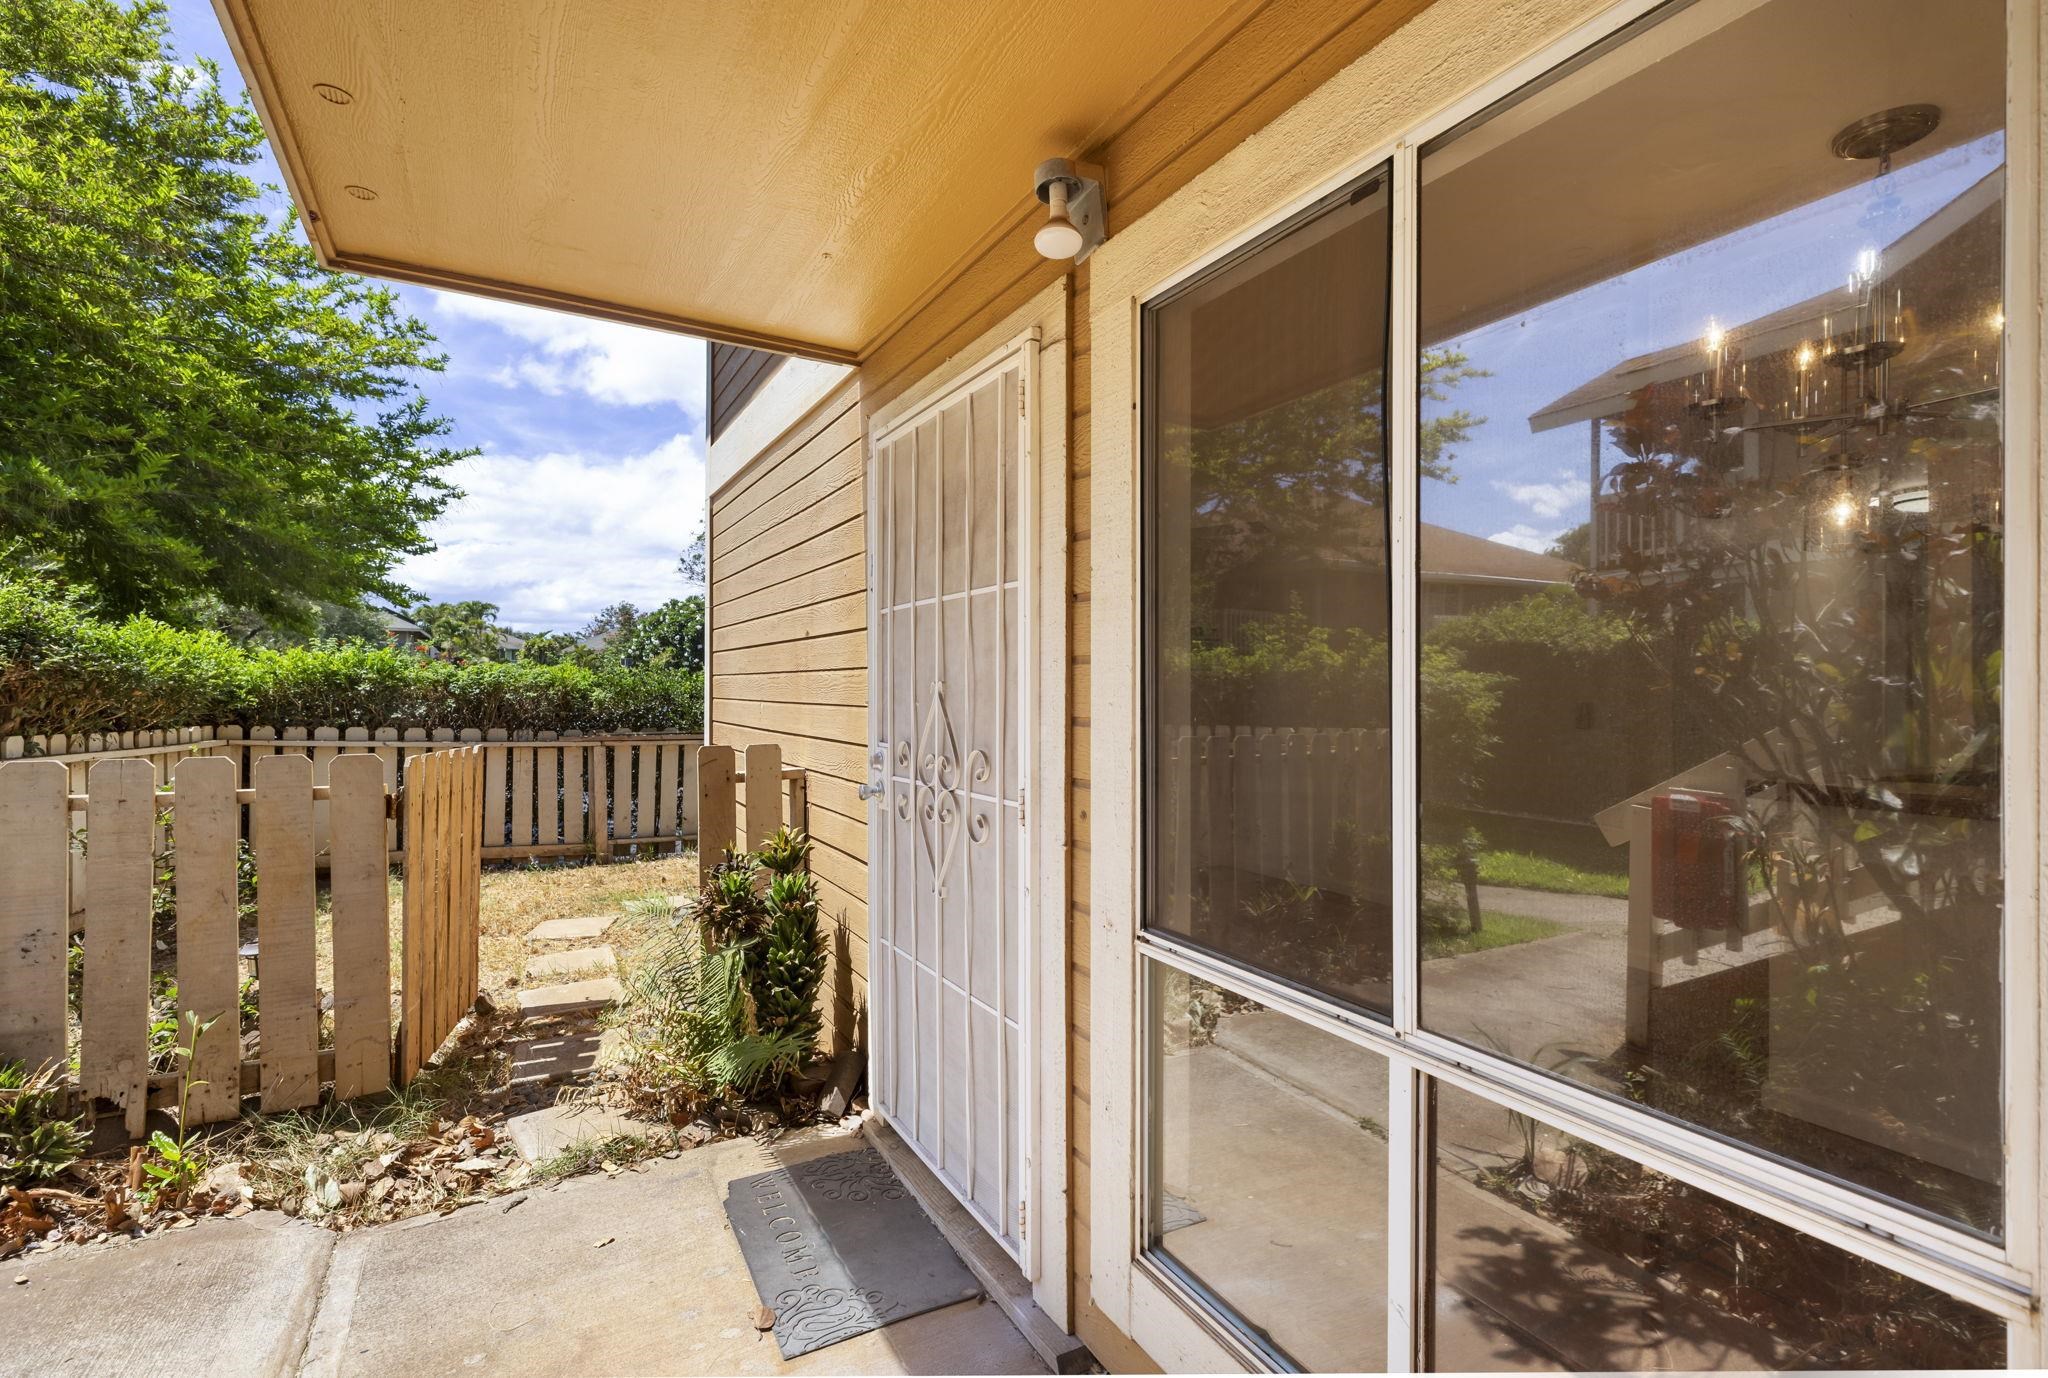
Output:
[515, 977, 621, 1021]
[504, 1104, 659, 1161]
[507, 1028, 605, 1087]
[525, 913, 615, 945]
[524, 945, 616, 982]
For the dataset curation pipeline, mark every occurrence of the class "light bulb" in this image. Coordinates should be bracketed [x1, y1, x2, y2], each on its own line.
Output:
[1035, 216, 1083, 259]
[1035, 179, 1084, 260]
[1829, 495, 1857, 528]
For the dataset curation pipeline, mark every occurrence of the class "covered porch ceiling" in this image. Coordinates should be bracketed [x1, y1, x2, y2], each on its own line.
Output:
[216, 0, 2005, 368]
[213, 0, 1252, 362]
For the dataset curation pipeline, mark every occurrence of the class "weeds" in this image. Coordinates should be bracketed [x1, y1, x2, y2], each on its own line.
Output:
[531, 1132, 659, 1183]
[0, 1061, 88, 1188]
[139, 1012, 217, 1208]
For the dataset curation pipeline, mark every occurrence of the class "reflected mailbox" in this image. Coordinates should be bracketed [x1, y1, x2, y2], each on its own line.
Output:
[1649, 789, 1744, 931]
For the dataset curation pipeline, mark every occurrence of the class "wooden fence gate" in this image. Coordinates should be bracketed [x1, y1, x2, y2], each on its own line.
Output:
[0, 746, 484, 1135]
[398, 745, 483, 1082]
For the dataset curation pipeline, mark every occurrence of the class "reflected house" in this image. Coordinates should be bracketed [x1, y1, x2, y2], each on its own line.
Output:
[1530, 169, 2003, 578]
[1196, 510, 1570, 646]
[1526, 169, 2006, 1201]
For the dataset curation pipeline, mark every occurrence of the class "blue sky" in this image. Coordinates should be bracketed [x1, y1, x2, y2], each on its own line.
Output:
[165, 1, 707, 634]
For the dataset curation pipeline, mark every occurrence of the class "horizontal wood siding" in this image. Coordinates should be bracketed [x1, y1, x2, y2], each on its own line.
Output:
[709, 377, 869, 1056]
[707, 342, 786, 442]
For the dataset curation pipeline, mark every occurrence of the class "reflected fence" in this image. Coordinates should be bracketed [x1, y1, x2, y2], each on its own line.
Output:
[1156, 725, 1393, 942]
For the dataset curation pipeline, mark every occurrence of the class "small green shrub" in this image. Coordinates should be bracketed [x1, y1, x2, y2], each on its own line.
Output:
[697, 857, 767, 947]
[0, 1060, 89, 1188]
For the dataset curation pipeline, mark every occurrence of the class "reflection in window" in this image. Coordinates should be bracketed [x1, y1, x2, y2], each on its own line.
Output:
[1415, 0, 2006, 1230]
[1148, 965, 1387, 1370]
[1146, 166, 1394, 1012]
[1425, 1080, 2005, 1370]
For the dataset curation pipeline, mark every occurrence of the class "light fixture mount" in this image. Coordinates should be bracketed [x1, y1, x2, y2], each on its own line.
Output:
[1830, 104, 1940, 173]
[1031, 157, 1105, 263]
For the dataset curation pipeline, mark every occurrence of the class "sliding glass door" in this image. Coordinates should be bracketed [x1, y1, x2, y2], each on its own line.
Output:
[1126, 0, 2023, 1368]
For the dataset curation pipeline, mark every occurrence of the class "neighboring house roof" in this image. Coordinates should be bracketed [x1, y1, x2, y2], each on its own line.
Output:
[1419, 523, 1571, 586]
[369, 606, 425, 635]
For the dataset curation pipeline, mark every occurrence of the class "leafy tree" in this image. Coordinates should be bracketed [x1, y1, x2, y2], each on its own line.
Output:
[410, 599, 500, 663]
[517, 630, 589, 667]
[1177, 349, 1486, 606]
[1545, 521, 1591, 566]
[0, 0, 468, 628]
[182, 597, 391, 648]
[581, 602, 639, 646]
[608, 595, 704, 673]
[677, 528, 707, 588]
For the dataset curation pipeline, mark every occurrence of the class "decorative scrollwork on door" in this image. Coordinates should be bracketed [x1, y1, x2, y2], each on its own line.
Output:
[914, 682, 967, 896]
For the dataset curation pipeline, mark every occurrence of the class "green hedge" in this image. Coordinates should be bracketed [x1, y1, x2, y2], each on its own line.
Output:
[0, 578, 703, 739]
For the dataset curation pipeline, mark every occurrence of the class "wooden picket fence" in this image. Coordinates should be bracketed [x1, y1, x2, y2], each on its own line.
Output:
[1156, 726, 1392, 939]
[1, 726, 703, 921]
[0, 747, 483, 1136]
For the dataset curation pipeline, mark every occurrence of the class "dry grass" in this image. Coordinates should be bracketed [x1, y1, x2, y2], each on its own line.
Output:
[477, 853, 697, 998]
[303, 852, 697, 1018]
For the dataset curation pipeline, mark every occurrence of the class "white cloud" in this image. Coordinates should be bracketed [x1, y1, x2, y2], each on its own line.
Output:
[432, 291, 706, 416]
[1492, 478, 1580, 520]
[398, 432, 706, 631]
[1487, 524, 1566, 554]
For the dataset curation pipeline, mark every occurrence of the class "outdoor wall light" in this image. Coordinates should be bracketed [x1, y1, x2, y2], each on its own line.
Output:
[1032, 158, 1105, 263]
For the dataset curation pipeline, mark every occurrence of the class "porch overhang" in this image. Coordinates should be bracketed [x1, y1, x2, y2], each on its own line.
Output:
[211, 0, 1253, 362]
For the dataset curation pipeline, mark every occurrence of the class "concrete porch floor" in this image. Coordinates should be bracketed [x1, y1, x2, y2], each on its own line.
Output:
[1, 1129, 1046, 1378]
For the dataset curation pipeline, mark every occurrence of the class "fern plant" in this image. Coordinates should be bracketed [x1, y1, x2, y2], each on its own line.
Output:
[0, 1060, 89, 1188]
[609, 914, 805, 1119]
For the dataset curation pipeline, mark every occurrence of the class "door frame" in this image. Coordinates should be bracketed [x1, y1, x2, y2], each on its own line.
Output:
[1085, 0, 2046, 1369]
[862, 280, 1072, 1323]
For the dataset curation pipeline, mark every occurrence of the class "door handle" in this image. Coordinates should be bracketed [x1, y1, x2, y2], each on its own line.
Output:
[859, 745, 885, 800]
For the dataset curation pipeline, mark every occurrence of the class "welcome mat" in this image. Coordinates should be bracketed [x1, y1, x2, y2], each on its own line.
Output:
[723, 1145, 983, 1359]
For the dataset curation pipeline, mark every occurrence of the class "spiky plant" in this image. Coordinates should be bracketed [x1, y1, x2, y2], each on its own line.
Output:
[694, 855, 766, 947]
[0, 1060, 89, 1188]
[757, 867, 826, 1062]
[756, 826, 810, 876]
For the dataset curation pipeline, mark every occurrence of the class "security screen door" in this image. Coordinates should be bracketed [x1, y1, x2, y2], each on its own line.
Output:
[869, 349, 1031, 1257]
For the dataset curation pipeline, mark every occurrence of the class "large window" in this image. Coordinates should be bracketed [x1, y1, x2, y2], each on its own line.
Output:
[1415, 0, 2007, 1233]
[1146, 166, 1394, 1015]
[1131, 0, 2021, 1369]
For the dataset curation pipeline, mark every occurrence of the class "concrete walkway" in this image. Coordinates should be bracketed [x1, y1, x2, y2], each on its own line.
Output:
[3, 1131, 1044, 1378]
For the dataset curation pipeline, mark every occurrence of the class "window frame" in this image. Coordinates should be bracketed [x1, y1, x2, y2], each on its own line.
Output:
[1088, 0, 2047, 1369]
